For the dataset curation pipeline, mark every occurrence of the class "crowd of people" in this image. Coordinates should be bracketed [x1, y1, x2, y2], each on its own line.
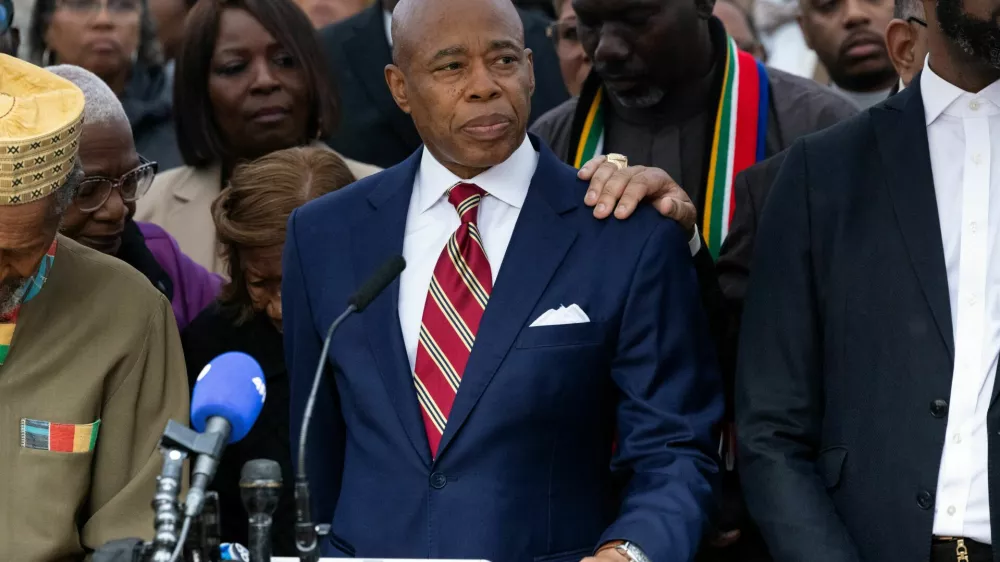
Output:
[0, 0, 994, 560]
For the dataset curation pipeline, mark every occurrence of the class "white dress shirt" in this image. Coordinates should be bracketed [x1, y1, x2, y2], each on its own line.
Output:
[924, 60, 1000, 544]
[399, 136, 539, 370]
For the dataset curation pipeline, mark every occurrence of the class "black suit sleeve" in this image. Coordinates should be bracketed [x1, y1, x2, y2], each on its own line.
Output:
[735, 141, 861, 562]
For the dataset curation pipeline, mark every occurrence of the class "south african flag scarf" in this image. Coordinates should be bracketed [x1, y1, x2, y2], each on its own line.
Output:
[0, 238, 57, 365]
[571, 36, 770, 257]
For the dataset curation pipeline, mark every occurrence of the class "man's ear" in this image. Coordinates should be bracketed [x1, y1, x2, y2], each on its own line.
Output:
[885, 19, 916, 80]
[384, 64, 411, 114]
[526, 48, 536, 97]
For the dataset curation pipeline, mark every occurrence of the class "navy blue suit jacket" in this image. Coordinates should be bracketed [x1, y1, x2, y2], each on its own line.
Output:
[284, 136, 723, 562]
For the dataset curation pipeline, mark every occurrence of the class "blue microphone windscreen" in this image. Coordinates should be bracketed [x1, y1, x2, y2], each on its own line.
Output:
[191, 352, 266, 443]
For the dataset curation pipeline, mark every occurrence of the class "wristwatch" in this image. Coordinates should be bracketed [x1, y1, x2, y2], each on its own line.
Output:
[614, 541, 652, 562]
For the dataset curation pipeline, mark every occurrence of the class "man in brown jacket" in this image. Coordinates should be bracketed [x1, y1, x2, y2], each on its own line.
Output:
[0, 55, 189, 561]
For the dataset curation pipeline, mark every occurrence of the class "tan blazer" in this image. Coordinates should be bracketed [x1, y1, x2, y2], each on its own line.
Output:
[135, 144, 381, 275]
[0, 236, 188, 560]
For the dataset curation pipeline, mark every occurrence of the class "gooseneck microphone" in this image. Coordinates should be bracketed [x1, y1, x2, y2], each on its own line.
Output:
[295, 255, 406, 562]
[240, 459, 283, 562]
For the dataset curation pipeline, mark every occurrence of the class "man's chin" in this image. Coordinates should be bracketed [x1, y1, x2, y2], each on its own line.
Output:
[607, 86, 666, 109]
[0, 279, 28, 316]
[455, 135, 523, 167]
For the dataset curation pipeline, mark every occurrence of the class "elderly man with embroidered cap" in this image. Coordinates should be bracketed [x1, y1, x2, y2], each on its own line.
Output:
[0, 55, 188, 560]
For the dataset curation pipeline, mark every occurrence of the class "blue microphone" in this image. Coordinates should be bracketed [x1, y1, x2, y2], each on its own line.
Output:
[185, 352, 267, 519]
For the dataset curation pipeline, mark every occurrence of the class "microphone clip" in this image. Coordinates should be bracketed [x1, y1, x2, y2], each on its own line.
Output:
[161, 420, 228, 461]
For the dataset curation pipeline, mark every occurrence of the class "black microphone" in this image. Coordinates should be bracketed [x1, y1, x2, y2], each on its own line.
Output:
[240, 460, 282, 562]
[295, 255, 406, 561]
[347, 255, 407, 311]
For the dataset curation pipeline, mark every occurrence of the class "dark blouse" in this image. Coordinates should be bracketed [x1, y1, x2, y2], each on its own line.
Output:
[181, 303, 295, 555]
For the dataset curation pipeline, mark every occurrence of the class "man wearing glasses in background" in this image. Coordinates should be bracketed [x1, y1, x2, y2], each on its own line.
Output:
[546, 0, 591, 95]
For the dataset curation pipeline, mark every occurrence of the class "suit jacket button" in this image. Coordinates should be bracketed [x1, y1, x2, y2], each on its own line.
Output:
[430, 472, 447, 489]
[930, 399, 948, 418]
[916, 491, 934, 509]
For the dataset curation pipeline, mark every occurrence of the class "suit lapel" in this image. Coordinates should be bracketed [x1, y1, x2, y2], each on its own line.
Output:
[343, 5, 422, 151]
[352, 150, 432, 467]
[873, 79, 955, 361]
[435, 142, 580, 460]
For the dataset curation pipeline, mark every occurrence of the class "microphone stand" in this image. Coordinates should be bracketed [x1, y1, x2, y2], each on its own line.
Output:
[295, 255, 406, 562]
[150, 447, 187, 562]
[295, 306, 354, 562]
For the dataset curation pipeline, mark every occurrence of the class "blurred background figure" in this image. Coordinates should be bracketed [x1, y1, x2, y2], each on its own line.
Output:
[30, 0, 182, 170]
[147, 0, 195, 72]
[798, 0, 897, 107]
[48, 64, 220, 331]
[515, 0, 556, 19]
[181, 146, 357, 556]
[136, 0, 379, 275]
[546, 0, 591, 95]
[715, 0, 768, 60]
[0, 0, 19, 56]
[293, 0, 371, 28]
[755, 0, 818, 77]
[319, 0, 568, 169]
[884, 0, 926, 90]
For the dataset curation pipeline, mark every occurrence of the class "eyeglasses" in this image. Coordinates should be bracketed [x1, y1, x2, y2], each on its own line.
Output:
[56, 0, 141, 16]
[76, 156, 157, 213]
[546, 21, 581, 46]
[907, 16, 928, 27]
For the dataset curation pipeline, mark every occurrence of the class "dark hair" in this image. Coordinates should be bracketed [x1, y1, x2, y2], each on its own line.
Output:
[894, 0, 924, 20]
[212, 146, 356, 323]
[174, 0, 340, 168]
[28, 0, 162, 67]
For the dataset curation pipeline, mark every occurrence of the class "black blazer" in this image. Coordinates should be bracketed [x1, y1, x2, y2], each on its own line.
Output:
[319, 1, 569, 169]
[736, 77, 1000, 562]
[181, 305, 296, 556]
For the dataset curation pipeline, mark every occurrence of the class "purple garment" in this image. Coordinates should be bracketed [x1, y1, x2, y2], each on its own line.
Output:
[138, 221, 223, 330]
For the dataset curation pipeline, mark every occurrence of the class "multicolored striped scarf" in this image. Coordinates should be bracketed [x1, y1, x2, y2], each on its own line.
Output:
[0, 238, 57, 365]
[571, 37, 770, 257]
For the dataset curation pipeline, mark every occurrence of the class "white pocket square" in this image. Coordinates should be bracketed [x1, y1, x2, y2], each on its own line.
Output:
[529, 304, 590, 327]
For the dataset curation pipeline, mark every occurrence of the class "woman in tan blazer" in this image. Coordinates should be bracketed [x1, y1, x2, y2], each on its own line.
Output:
[136, 0, 380, 275]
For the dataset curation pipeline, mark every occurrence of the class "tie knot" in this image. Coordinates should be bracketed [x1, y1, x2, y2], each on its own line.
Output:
[448, 182, 486, 224]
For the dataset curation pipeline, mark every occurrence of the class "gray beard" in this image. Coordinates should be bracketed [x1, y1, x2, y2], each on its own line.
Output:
[0, 278, 29, 316]
[607, 86, 667, 109]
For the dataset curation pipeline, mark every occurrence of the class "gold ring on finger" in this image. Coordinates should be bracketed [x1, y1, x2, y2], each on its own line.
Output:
[606, 153, 628, 171]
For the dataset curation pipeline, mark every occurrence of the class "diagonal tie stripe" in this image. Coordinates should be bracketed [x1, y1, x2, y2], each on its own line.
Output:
[419, 324, 462, 391]
[446, 236, 490, 309]
[414, 182, 493, 456]
[428, 275, 477, 349]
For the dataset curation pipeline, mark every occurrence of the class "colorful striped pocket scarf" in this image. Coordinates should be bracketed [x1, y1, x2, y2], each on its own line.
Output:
[21, 418, 101, 453]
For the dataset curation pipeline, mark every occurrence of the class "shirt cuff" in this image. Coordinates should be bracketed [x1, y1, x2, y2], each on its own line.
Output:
[688, 225, 701, 256]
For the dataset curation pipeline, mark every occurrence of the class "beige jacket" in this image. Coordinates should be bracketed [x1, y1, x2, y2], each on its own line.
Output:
[135, 145, 381, 275]
[0, 236, 189, 561]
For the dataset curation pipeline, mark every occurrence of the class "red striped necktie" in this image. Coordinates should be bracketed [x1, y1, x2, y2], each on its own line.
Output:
[413, 182, 493, 457]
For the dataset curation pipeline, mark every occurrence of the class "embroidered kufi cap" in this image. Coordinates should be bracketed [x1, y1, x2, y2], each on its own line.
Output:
[0, 54, 84, 206]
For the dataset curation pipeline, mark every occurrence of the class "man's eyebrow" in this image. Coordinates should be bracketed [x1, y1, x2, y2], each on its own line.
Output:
[431, 46, 468, 61]
[488, 39, 522, 51]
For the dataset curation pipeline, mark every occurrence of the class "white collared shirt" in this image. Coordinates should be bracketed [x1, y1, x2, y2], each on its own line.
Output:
[925, 58, 1000, 544]
[399, 136, 539, 370]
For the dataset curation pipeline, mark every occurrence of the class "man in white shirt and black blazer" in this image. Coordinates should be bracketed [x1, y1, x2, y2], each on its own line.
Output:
[736, 0, 1000, 558]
